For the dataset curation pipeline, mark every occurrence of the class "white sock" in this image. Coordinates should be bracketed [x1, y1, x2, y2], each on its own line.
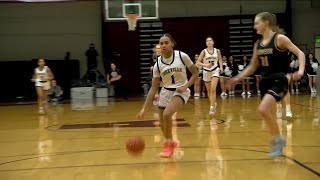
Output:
[277, 103, 282, 108]
[210, 105, 214, 109]
[286, 105, 291, 110]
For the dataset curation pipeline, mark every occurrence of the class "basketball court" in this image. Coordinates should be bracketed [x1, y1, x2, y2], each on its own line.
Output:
[0, 94, 319, 179]
[0, 0, 320, 179]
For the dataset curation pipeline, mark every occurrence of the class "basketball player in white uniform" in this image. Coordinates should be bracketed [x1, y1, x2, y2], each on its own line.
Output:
[32, 59, 54, 114]
[137, 33, 198, 158]
[196, 37, 223, 115]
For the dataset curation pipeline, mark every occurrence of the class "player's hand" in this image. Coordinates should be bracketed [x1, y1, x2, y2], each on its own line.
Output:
[136, 109, 145, 120]
[289, 61, 294, 68]
[205, 63, 213, 68]
[225, 77, 239, 91]
[292, 71, 303, 80]
[176, 86, 187, 93]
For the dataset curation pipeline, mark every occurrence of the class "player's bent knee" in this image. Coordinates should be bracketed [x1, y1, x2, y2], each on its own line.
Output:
[258, 104, 269, 117]
[163, 111, 173, 120]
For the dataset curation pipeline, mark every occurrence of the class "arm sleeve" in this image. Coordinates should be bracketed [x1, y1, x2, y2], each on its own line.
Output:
[180, 52, 193, 68]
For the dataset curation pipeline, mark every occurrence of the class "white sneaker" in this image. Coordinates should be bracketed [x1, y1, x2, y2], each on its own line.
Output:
[209, 106, 216, 115]
[231, 91, 235, 95]
[194, 93, 200, 97]
[286, 109, 292, 117]
[38, 108, 45, 114]
[295, 89, 299, 94]
[311, 88, 315, 93]
[247, 92, 251, 96]
[257, 90, 261, 95]
[241, 92, 246, 96]
[291, 89, 294, 94]
[202, 92, 206, 97]
[313, 88, 317, 93]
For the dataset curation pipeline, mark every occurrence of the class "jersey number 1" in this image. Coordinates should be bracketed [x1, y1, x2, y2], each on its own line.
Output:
[260, 56, 269, 67]
[171, 75, 175, 84]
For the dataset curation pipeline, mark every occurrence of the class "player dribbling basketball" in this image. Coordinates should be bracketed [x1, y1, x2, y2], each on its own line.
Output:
[137, 33, 198, 158]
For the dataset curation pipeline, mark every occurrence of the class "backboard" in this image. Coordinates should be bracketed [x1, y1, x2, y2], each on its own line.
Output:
[104, 0, 159, 21]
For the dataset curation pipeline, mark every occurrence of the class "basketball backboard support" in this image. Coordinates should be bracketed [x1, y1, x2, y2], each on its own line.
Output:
[104, 0, 158, 21]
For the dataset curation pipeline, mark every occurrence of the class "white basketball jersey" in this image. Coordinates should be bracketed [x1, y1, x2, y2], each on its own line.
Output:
[35, 66, 48, 82]
[203, 48, 218, 71]
[156, 50, 188, 88]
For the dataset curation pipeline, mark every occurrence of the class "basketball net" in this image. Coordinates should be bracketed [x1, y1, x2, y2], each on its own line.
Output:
[126, 14, 138, 31]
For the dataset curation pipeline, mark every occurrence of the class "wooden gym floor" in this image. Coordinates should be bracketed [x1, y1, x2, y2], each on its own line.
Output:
[0, 94, 319, 180]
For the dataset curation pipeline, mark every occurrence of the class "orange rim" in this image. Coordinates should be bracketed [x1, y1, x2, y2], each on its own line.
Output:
[127, 14, 138, 20]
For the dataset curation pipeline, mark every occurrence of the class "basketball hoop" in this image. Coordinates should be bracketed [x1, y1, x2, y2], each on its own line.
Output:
[126, 14, 138, 31]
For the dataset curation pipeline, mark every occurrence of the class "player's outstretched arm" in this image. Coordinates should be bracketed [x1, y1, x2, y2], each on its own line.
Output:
[217, 49, 223, 73]
[136, 77, 160, 119]
[226, 44, 258, 90]
[235, 44, 259, 81]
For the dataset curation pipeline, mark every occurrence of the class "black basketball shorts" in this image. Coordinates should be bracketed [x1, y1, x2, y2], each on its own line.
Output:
[260, 73, 288, 102]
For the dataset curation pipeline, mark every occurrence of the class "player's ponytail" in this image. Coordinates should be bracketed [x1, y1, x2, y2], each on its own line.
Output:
[256, 12, 285, 35]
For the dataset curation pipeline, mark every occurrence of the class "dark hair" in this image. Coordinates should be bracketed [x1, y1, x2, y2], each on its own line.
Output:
[243, 55, 248, 62]
[162, 33, 176, 47]
[206, 36, 214, 42]
[308, 53, 315, 60]
[256, 12, 285, 34]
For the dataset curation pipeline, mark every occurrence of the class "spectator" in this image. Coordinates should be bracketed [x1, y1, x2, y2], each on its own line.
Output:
[64, 52, 70, 61]
[219, 55, 230, 96]
[238, 55, 251, 96]
[106, 63, 127, 100]
[193, 54, 203, 98]
[48, 80, 63, 102]
[85, 43, 99, 70]
[143, 68, 152, 96]
[228, 55, 237, 96]
[150, 44, 161, 105]
[290, 54, 300, 94]
[306, 53, 319, 93]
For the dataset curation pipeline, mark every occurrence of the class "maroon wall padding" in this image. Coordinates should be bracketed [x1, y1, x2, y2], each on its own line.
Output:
[102, 14, 287, 92]
[103, 21, 141, 91]
[161, 16, 230, 59]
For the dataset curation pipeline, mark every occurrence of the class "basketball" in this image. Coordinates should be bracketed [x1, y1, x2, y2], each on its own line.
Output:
[126, 136, 145, 155]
